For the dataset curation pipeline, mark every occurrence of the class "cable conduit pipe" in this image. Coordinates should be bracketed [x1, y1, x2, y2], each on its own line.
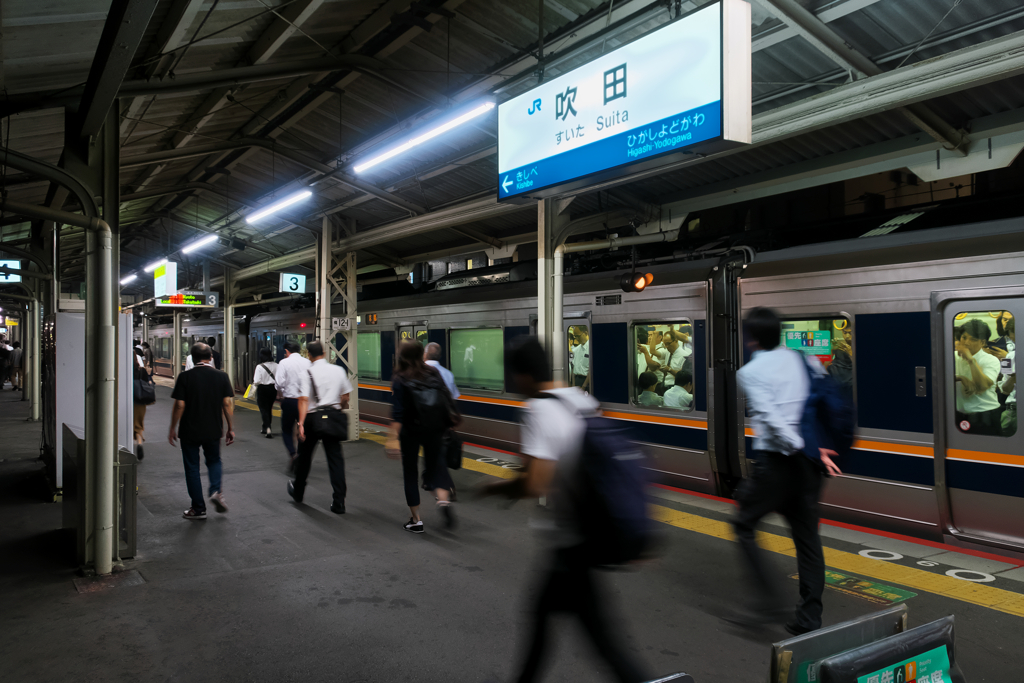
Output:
[551, 228, 681, 384]
[0, 198, 116, 577]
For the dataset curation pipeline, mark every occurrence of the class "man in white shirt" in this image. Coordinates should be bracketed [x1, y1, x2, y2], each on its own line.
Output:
[288, 340, 352, 514]
[659, 331, 687, 390]
[663, 370, 694, 411]
[955, 319, 1002, 436]
[504, 337, 648, 683]
[571, 326, 590, 392]
[730, 308, 840, 637]
[424, 342, 459, 399]
[637, 329, 670, 386]
[274, 340, 311, 468]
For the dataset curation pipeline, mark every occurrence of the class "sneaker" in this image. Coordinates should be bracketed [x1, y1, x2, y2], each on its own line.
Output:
[265, 430, 273, 439]
[404, 518, 424, 534]
[439, 502, 455, 529]
[183, 507, 207, 520]
[287, 480, 302, 503]
[210, 492, 228, 513]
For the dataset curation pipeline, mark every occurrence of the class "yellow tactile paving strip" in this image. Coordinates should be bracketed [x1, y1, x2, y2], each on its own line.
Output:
[362, 432, 1024, 619]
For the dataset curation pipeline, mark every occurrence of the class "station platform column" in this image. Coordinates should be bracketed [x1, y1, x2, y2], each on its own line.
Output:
[319, 216, 359, 441]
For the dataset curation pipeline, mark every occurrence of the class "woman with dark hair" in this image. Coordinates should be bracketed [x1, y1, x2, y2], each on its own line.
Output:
[986, 311, 1015, 359]
[385, 340, 459, 533]
[253, 347, 279, 438]
[132, 345, 154, 461]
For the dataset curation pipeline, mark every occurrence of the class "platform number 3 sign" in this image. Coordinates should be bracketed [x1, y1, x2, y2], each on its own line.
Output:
[279, 273, 306, 293]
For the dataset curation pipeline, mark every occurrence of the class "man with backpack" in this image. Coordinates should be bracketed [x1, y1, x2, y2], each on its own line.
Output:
[502, 337, 650, 683]
[730, 308, 845, 636]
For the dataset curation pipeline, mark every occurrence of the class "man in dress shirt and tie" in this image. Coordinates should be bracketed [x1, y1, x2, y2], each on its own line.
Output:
[288, 340, 352, 513]
[274, 340, 311, 470]
[730, 307, 841, 636]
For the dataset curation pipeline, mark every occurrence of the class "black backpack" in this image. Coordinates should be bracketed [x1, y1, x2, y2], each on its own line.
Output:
[405, 371, 457, 432]
[0, 346, 8, 361]
[545, 394, 655, 566]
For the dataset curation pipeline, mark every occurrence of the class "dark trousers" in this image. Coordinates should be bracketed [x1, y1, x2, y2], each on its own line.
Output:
[732, 451, 825, 631]
[181, 439, 222, 512]
[292, 415, 346, 505]
[956, 407, 1002, 436]
[400, 430, 450, 507]
[515, 546, 647, 683]
[256, 384, 276, 431]
[280, 397, 300, 456]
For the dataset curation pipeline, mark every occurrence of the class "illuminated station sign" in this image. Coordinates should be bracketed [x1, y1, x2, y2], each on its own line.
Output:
[155, 291, 219, 308]
[497, 0, 750, 200]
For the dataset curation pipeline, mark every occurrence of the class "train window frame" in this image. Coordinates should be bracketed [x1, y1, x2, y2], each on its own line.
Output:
[395, 320, 429, 347]
[774, 311, 857, 409]
[447, 324, 505, 394]
[628, 318, 697, 413]
[357, 330, 383, 381]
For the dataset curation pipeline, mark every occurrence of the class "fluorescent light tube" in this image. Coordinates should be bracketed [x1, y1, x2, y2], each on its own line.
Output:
[120, 274, 138, 285]
[143, 258, 168, 273]
[182, 234, 219, 254]
[354, 102, 496, 174]
[246, 190, 313, 223]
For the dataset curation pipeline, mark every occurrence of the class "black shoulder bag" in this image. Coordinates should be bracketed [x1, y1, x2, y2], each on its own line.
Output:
[305, 370, 348, 441]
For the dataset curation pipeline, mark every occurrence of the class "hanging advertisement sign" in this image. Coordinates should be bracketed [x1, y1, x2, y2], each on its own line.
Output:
[497, 0, 750, 201]
[154, 261, 178, 298]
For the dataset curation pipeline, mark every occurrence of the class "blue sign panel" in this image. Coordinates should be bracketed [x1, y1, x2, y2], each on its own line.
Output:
[497, 0, 750, 200]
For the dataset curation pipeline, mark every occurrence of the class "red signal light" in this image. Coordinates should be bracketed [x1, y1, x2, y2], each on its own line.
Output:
[300, 322, 306, 328]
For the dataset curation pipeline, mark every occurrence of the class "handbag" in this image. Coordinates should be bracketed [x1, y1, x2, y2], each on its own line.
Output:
[306, 370, 348, 441]
[444, 429, 463, 470]
[133, 378, 156, 405]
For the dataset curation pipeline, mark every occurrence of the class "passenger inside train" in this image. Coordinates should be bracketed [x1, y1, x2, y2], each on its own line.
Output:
[954, 312, 1016, 437]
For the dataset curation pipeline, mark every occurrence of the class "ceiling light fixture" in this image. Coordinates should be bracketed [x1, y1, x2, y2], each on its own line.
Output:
[182, 234, 219, 254]
[246, 190, 313, 223]
[143, 258, 168, 273]
[353, 101, 496, 174]
[120, 274, 138, 285]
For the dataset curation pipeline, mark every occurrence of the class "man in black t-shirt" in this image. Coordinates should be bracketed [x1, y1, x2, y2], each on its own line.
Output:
[169, 342, 236, 520]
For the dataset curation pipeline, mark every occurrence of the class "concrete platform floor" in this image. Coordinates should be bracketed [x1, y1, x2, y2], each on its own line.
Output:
[1, 384, 1022, 682]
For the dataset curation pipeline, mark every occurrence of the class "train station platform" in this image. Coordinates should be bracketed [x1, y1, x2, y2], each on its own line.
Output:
[1, 386, 1022, 682]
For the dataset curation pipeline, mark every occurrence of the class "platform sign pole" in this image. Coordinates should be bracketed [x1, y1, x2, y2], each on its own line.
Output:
[172, 312, 182, 380]
[319, 217, 332, 358]
[223, 269, 235, 390]
[536, 198, 569, 366]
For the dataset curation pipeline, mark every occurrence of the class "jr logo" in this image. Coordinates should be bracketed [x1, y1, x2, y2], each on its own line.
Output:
[527, 99, 542, 115]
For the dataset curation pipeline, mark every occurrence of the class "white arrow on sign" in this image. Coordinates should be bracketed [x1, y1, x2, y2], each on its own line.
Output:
[501, 175, 513, 193]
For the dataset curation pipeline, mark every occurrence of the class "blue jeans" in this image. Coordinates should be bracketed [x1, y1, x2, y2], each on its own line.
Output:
[181, 439, 222, 512]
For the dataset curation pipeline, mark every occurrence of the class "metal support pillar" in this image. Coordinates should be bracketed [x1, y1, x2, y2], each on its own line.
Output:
[536, 198, 569, 366]
[173, 312, 182, 379]
[223, 269, 235, 389]
[320, 216, 359, 441]
[29, 297, 41, 420]
[141, 312, 150, 345]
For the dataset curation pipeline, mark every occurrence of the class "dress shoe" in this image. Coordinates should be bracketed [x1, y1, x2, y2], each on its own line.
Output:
[287, 479, 302, 503]
[330, 502, 345, 514]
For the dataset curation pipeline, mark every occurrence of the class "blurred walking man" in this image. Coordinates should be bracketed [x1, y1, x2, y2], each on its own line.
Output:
[505, 337, 648, 683]
[424, 342, 459, 399]
[730, 308, 841, 635]
[168, 342, 236, 520]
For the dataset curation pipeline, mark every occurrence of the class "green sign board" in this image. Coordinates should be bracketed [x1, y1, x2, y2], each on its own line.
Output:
[784, 330, 832, 358]
[857, 644, 952, 683]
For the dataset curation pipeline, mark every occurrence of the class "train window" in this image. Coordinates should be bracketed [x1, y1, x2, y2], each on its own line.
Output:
[953, 311, 1015, 437]
[632, 322, 694, 411]
[780, 317, 855, 403]
[450, 328, 504, 392]
[567, 324, 591, 392]
[358, 332, 382, 380]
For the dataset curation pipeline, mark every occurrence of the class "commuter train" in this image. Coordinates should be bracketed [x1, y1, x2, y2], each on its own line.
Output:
[145, 218, 1024, 556]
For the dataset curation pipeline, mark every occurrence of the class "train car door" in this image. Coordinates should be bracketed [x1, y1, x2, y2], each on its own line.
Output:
[397, 323, 428, 346]
[934, 289, 1021, 550]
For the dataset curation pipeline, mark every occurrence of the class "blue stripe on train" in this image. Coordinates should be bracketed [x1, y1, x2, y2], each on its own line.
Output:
[947, 459, 1024, 499]
[745, 435, 935, 486]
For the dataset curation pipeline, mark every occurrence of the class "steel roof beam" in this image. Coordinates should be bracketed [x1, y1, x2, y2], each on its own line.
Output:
[77, 0, 161, 138]
[752, 0, 969, 152]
